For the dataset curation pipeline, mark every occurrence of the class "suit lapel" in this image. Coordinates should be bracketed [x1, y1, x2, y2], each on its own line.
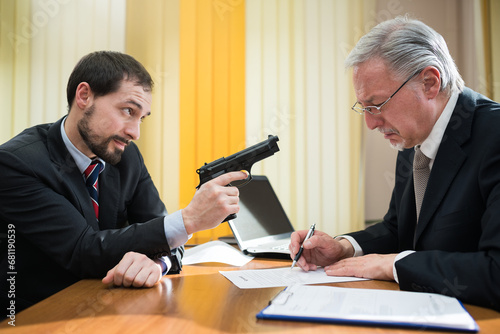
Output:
[413, 89, 475, 245]
[414, 139, 467, 244]
[400, 166, 418, 250]
[99, 166, 120, 230]
[389, 149, 418, 250]
[47, 118, 100, 230]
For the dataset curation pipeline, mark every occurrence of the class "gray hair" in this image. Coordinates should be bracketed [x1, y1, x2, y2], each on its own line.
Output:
[345, 16, 464, 95]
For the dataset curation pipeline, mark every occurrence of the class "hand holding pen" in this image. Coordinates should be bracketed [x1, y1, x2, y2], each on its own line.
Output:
[290, 224, 316, 269]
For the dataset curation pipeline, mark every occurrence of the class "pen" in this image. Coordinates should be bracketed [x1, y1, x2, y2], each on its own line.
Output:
[290, 223, 315, 269]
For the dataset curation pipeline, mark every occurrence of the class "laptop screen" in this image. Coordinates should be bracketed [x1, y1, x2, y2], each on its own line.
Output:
[229, 175, 294, 243]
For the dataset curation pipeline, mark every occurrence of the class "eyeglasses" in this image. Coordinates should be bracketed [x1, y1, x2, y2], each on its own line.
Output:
[351, 72, 419, 115]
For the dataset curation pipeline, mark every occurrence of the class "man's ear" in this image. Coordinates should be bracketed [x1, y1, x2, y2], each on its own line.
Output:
[421, 66, 441, 100]
[74, 82, 93, 110]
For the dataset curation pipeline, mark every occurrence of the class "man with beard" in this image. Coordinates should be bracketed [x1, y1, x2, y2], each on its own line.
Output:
[0, 51, 248, 312]
[289, 16, 500, 311]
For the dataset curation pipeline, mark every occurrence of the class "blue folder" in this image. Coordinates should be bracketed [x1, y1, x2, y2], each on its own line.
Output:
[256, 285, 479, 332]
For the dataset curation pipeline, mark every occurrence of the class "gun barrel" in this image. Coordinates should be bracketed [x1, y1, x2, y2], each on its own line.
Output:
[196, 135, 279, 188]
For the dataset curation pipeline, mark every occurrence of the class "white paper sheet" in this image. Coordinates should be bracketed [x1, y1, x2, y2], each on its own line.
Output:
[220, 267, 367, 289]
[183, 240, 254, 266]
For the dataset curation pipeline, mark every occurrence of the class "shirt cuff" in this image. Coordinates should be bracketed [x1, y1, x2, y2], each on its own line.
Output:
[155, 256, 172, 276]
[334, 235, 364, 257]
[163, 210, 191, 249]
[393, 250, 415, 283]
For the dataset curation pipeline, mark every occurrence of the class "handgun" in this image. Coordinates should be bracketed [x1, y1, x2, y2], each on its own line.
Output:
[196, 135, 280, 222]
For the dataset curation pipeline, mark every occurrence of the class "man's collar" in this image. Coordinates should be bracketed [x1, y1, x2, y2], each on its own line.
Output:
[419, 92, 460, 161]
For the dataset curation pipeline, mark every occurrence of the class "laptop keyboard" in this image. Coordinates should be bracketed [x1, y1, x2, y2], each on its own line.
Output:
[271, 242, 290, 251]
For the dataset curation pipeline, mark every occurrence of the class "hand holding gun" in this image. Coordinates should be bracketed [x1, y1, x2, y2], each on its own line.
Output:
[196, 135, 280, 222]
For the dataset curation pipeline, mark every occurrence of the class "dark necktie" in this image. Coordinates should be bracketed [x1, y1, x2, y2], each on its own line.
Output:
[413, 146, 431, 222]
[84, 160, 102, 220]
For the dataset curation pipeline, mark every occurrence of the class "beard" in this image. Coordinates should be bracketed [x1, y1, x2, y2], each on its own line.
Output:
[77, 105, 130, 165]
[389, 141, 406, 151]
[378, 128, 406, 151]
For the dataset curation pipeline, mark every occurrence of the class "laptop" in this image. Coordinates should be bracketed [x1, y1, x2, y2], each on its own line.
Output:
[227, 175, 295, 258]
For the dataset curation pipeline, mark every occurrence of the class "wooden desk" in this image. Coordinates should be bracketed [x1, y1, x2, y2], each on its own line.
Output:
[2, 257, 500, 333]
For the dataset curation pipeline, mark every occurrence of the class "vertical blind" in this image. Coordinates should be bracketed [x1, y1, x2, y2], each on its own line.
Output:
[0, 0, 125, 145]
[178, 0, 246, 243]
[245, 0, 367, 235]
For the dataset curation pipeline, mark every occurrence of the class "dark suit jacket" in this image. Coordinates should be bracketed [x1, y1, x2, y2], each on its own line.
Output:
[348, 88, 500, 311]
[0, 117, 182, 311]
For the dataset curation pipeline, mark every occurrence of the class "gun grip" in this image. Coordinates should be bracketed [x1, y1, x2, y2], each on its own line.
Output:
[223, 213, 237, 223]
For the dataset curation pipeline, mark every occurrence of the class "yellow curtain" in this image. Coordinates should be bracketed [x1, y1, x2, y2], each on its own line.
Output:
[126, 0, 181, 215]
[128, 0, 246, 244]
[478, 0, 500, 100]
[483, 0, 500, 100]
[179, 0, 246, 244]
[0, 0, 31, 145]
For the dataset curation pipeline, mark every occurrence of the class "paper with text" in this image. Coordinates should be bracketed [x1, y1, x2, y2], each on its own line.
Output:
[257, 284, 478, 332]
[220, 267, 367, 289]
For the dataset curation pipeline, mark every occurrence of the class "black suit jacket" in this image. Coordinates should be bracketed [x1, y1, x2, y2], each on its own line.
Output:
[348, 88, 500, 311]
[0, 117, 182, 311]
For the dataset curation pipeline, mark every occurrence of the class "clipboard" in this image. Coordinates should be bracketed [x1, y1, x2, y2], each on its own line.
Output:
[256, 285, 479, 332]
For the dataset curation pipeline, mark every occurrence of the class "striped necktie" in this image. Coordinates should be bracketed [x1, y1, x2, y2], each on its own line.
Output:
[84, 160, 103, 220]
